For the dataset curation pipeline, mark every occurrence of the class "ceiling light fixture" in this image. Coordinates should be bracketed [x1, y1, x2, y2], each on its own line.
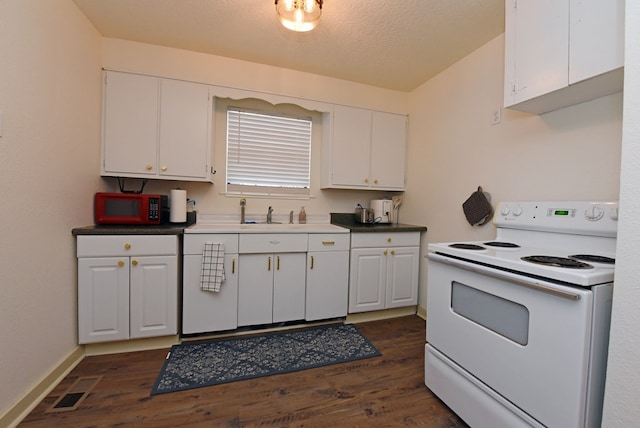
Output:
[275, 0, 323, 32]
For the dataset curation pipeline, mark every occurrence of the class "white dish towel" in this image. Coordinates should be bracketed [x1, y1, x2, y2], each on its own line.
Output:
[200, 242, 225, 292]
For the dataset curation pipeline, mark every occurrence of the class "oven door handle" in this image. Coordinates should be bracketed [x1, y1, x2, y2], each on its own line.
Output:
[428, 253, 582, 301]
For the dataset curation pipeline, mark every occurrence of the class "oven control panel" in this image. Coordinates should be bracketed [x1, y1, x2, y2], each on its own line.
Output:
[495, 201, 618, 237]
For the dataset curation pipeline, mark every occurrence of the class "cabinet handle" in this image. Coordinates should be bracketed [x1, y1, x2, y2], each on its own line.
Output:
[384, 250, 388, 256]
[146, 164, 153, 171]
[232, 258, 236, 274]
[161, 165, 168, 171]
[310, 255, 314, 269]
[391, 250, 395, 256]
[364, 178, 369, 183]
[374, 179, 378, 184]
[117, 260, 125, 267]
[268, 256, 271, 271]
[277, 256, 280, 270]
[124, 243, 131, 250]
[387, 237, 392, 243]
[132, 259, 138, 266]
[322, 241, 335, 246]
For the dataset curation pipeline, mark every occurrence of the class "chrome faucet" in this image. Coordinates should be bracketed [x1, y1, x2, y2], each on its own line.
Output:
[240, 198, 246, 224]
[267, 206, 273, 224]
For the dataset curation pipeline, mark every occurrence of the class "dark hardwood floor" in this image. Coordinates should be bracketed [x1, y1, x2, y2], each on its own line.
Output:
[20, 316, 467, 427]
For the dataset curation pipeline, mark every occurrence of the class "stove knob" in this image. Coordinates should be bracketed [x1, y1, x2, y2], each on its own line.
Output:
[513, 206, 523, 216]
[500, 205, 511, 216]
[585, 205, 605, 221]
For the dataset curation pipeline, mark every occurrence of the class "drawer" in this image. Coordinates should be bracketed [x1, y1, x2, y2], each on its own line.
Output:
[184, 234, 239, 255]
[239, 233, 308, 254]
[308, 234, 350, 252]
[77, 235, 177, 257]
[350, 232, 420, 248]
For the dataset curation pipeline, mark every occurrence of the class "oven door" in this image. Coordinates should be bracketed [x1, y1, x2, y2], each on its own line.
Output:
[426, 253, 595, 428]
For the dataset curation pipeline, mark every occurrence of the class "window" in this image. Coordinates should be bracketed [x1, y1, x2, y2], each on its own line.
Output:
[226, 108, 312, 196]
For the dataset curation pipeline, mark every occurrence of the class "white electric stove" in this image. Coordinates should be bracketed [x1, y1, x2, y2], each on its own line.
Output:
[425, 200, 618, 428]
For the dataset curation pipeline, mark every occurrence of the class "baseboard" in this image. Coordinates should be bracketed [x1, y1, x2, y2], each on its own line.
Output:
[84, 335, 179, 356]
[0, 346, 84, 428]
[346, 306, 418, 324]
[416, 305, 426, 320]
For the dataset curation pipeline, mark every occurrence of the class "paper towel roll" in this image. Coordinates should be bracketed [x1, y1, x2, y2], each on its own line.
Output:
[170, 189, 187, 223]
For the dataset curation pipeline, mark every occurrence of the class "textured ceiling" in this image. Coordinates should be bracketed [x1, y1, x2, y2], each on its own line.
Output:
[73, 0, 505, 92]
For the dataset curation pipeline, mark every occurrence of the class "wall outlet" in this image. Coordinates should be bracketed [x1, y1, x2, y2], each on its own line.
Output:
[491, 106, 502, 125]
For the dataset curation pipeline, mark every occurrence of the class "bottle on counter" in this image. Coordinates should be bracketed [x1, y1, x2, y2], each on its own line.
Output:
[298, 206, 307, 224]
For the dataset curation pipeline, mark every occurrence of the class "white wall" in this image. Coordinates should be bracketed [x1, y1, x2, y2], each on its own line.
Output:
[404, 34, 622, 310]
[0, 0, 102, 417]
[602, 0, 640, 425]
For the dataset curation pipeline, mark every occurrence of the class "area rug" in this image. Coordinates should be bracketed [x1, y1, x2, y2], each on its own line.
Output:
[151, 323, 381, 395]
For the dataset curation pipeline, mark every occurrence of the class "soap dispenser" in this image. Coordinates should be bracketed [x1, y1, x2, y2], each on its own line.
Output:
[298, 206, 307, 224]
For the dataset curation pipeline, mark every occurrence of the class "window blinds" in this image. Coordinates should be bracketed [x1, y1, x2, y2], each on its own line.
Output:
[227, 109, 312, 192]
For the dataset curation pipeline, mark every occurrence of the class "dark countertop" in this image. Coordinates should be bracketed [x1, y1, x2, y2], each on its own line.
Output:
[72, 213, 196, 236]
[330, 213, 427, 233]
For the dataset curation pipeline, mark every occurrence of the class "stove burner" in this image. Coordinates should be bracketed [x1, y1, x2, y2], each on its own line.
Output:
[483, 241, 520, 248]
[521, 255, 594, 269]
[449, 243, 485, 250]
[569, 254, 615, 264]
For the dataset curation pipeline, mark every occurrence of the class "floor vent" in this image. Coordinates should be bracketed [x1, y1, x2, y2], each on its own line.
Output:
[47, 376, 102, 413]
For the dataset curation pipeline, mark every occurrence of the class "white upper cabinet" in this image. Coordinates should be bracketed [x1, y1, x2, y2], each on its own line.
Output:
[102, 71, 214, 182]
[504, 0, 624, 114]
[322, 105, 407, 190]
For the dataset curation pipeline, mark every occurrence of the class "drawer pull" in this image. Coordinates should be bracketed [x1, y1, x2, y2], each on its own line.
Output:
[124, 243, 131, 250]
[310, 255, 314, 269]
[390, 250, 395, 256]
[146, 164, 153, 170]
[387, 237, 392, 243]
[269, 240, 281, 245]
[132, 259, 138, 266]
[384, 250, 388, 256]
[322, 241, 335, 245]
[117, 260, 125, 267]
[232, 258, 236, 274]
[268, 256, 271, 271]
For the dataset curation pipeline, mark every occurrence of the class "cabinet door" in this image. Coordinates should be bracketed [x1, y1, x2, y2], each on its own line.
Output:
[330, 105, 371, 187]
[306, 251, 349, 321]
[129, 255, 177, 339]
[103, 71, 159, 176]
[159, 79, 212, 180]
[385, 247, 419, 308]
[273, 253, 307, 323]
[182, 253, 238, 334]
[569, 0, 624, 84]
[504, 0, 569, 107]
[371, 112, 406, 190]
[78, 257, 129, 344]
[238, 254, 274, 326]
[348, 248, 386, 313]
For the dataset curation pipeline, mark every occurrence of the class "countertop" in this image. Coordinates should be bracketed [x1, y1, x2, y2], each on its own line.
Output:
[72, 213, 196, 236]
[330, 213, 427, 233]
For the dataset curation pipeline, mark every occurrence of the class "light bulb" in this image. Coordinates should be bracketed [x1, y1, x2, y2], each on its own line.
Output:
[304, 0, 315, 13]
[283, 0, 294, 12]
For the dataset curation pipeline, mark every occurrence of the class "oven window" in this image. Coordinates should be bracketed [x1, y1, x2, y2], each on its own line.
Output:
[451, 281, 529, 345]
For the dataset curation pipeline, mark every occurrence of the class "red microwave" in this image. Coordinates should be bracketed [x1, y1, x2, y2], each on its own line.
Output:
[94, 192, 168, 225]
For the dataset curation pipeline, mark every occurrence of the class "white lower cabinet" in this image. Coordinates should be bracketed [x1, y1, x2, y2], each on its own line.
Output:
[237, 233, 308, 326]
[306, 234, 350, 321]
[348, 232, 420, 313]
[182, 234, 239, 334]
[238, 252, 307, 326]
[77, 235, 178, 344]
